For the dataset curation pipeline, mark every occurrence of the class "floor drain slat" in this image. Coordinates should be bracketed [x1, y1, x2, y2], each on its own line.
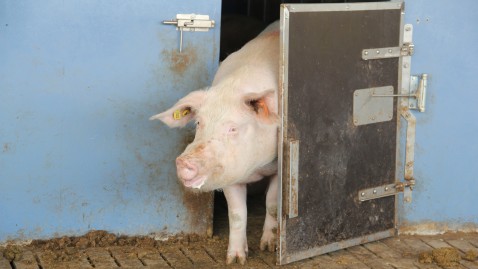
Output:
[202, 246, 218, 263]
[159, 252, 174, 269]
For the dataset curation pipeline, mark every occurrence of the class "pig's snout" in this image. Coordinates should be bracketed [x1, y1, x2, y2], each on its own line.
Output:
[176, 157, 207, 189]
[176, 157, 198, 182]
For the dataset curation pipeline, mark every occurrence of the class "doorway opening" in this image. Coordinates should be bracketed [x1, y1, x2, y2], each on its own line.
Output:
[214, 0, 391, 238]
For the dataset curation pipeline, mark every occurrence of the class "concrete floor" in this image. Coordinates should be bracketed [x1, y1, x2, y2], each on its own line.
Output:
[2, 231, 478, 269]
[1, 194, 477, 269]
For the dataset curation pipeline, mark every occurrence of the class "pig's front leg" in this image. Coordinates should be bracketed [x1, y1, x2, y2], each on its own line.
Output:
[260, 174, 278, 252]
[223, 184, 248, 265]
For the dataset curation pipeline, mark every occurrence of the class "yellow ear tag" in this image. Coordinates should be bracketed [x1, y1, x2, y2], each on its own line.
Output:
[173, 110, 182, 120]
[173, 108, 191, 120]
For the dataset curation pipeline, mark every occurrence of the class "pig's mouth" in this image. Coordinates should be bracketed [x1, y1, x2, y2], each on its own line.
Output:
[182, 175, 207, 189]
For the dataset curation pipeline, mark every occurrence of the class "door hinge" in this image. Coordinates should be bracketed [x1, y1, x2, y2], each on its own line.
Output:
[400, 43, 415, 57]
[361, 24, 415, 60]
[362, 43, 414, 60]
[358, 180, 415, 202]
[163, 14, 215, 53]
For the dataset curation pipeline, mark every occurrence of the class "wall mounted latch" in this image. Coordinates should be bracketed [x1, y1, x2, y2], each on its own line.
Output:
[370, 74, 428, 112]
[352, 74, 427, 126]
[163, 14, 215, 53]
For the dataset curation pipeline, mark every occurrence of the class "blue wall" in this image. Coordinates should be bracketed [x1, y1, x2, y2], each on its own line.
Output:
[400, 0, 478, 231]
[1, 0, 476, 242]
[0, 1, 220, 242]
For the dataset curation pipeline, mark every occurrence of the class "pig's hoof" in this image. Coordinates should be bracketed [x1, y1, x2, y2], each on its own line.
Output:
[260, 230, 277, 252]
[226, 246, 248, 265]
[226, 252, 247, 265]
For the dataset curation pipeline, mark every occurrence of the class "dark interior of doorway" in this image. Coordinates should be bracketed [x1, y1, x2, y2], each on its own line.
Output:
[219, 0, 389, 60]
[214, 0, 390, 236]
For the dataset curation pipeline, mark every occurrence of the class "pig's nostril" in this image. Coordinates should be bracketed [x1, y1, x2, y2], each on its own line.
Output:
[176, 158, 198, 181]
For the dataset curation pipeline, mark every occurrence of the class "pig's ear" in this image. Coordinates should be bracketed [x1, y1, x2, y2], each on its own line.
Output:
[243, 89, 278, 124]
[150, 90, 206, 128]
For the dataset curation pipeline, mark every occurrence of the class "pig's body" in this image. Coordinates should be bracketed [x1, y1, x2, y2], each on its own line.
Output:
[151, 22, 280, 264]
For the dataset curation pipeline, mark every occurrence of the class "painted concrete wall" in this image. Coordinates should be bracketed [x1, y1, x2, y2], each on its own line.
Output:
[399, 0, 478, 233]
[0, 1, 220, 242]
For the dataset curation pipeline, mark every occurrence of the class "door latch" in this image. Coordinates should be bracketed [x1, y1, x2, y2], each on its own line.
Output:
[371, 74, 428, 112]
[163, 14, 215, 53]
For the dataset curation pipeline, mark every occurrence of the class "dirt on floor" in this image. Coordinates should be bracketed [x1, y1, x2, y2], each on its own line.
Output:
[31, 230, 160, 250]
[1, 227, 478, 269]
[1, 230, 219, 264]
[418, 247, 475, 268]
[464, 249, 478, 261]
[2, 245, 23, 262]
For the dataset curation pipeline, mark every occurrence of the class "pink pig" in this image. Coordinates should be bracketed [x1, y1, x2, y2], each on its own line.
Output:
[150, 22, 279, 264]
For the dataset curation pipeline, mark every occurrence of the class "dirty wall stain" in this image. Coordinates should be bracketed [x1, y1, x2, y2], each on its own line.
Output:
[3, 143, 9, 152]
[172, 128, 213, 236]
[181, 129, 213, 236]
[150, 43, 216, 236]
[162, 48, 198, 76]
[181, 187, 214, 237]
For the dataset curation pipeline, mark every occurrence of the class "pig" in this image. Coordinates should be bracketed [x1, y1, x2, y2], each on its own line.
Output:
[150, 21, 280, 264]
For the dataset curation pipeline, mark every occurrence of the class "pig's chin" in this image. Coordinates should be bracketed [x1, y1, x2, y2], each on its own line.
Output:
[182, 175, 207, 190]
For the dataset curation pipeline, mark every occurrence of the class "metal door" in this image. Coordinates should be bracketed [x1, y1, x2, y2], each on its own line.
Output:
[0, 1, 219, 241]
[278, 2, 405, 264]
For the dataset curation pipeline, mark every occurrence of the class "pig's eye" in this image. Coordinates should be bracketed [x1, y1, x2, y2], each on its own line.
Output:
[228, 127, 238, 135]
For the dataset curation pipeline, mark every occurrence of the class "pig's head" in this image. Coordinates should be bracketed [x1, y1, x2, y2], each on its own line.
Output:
[150, 84, 278, 192]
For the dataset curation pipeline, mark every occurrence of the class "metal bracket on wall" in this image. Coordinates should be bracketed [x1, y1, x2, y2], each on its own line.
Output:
[163, 14, 215, 53]
[370, 74, 427, 113]
[408, 74, 428, 112]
